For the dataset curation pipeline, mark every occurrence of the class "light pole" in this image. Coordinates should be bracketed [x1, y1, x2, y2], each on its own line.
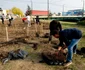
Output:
[63, 4, 65, 16]
[82, 0, 84, 17]
[47, 0, 49, 19]
[30, 0, 33, 16]
[31, 0, 33, 10]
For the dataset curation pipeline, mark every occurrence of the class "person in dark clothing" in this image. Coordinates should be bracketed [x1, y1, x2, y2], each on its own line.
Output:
[50, 28, 82, 67]
[1, 14, 5, 24]
[48, 20, 62, 43]
[35, 15, 41, 36]
[36, 15, 40, 25]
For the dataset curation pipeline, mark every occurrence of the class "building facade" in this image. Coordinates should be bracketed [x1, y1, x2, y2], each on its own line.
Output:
[32, 10, 48, 16]
[62, 9, 84, 16]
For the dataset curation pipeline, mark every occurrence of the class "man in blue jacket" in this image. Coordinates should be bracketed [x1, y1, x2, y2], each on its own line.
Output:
[50, 28, 82, 67]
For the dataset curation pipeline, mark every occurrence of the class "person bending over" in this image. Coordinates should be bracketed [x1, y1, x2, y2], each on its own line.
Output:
[50, 28, 82, 67]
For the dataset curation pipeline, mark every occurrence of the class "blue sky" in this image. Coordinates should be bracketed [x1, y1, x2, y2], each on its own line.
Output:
[0, 0, 84, 13]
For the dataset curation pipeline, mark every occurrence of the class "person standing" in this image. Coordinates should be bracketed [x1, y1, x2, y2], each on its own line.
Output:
[35, 15, 40, 25]
[1, 14, 5, 24]
[26, 14, 31, 27]
[35, 15, 41, 37]
[8, 14, 13, 26]
[23, 14, 31, 36]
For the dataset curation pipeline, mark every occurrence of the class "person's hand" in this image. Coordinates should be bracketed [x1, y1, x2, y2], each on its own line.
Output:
[57, 46, 67, 54]
[63, 45, 67, 49]
[60, 48, 67, 55]
[58, 46, 62, 51]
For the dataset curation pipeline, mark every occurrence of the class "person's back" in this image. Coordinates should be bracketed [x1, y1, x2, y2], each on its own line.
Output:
[36, 16, 40, 24]
[26, 15, 30, 21]
[58, 28, 82, 46]
[26, 14, 31, 27]
[59, 28, 82, 40]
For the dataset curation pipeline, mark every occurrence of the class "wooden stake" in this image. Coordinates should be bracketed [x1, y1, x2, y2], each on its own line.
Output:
[27, 26, 29, 36]
[41, 23, 43, 33]
[6, 26, 9, 41]
[35, 23, 37, 33]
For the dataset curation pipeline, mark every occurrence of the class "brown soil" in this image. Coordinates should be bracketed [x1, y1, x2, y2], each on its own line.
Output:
[0, 18, 85, 70]
[0, 18, 59, 70]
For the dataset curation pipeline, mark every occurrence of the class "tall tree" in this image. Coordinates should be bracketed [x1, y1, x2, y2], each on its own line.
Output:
[11, 7, 24, 17]
[25, 5, 32, 15]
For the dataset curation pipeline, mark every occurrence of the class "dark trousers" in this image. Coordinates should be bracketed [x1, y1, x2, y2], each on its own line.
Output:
[1, 18, 4, 24]
[8, 19, 12, 26]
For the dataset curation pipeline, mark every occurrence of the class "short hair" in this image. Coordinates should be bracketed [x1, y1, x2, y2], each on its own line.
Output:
[36, 15, 39, 18]
[49, 20, 62, 31]
[49, 20, 62, 41]
[51, 30, 60, 35]
[49, 20, 62, 35]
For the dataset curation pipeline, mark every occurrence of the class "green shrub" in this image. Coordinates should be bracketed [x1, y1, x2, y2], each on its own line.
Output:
[77, 20, 85, 25]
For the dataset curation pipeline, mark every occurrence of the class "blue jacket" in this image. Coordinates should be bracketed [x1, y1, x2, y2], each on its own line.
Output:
[59, 28, 82, 46]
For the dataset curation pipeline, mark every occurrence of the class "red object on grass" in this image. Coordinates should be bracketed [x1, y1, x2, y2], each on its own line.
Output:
[22, 17, 27, 21]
